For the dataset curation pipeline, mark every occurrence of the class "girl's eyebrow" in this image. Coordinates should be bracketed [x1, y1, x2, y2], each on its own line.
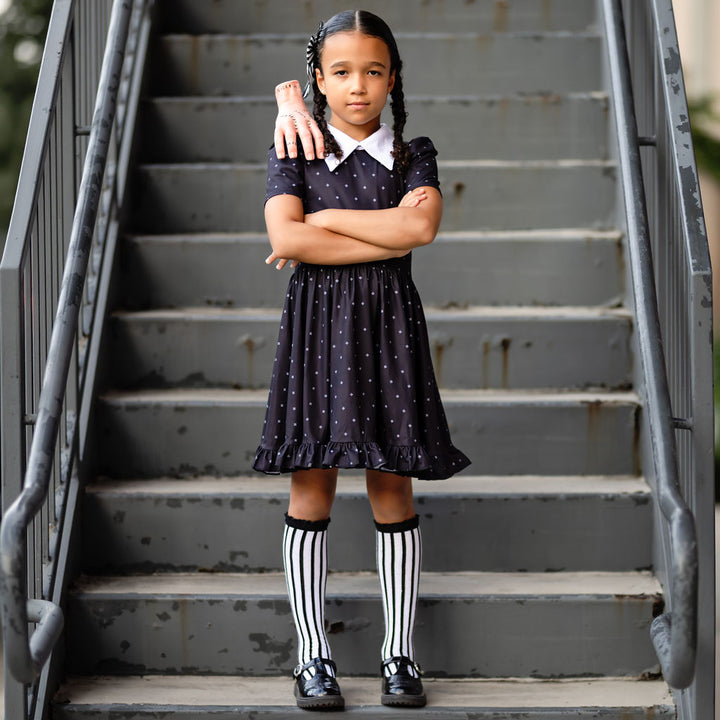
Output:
[328, 60, 388, 69]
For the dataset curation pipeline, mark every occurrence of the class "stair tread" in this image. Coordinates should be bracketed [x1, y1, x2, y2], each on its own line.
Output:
[100, 387, 640, 404]
[57, 675, 673, 709]
[124, 229, 623, 242]
[159, 30, 602, 40]
[112, 306, 632, 320]
[147, 91, 609, 103]
[137, 158, 616, 170]
[86, 474, 649, 497]
[72, 570, 661, 597]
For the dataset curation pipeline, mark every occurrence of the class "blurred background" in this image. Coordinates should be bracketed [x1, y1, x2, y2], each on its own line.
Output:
[0, 0, 51, 249]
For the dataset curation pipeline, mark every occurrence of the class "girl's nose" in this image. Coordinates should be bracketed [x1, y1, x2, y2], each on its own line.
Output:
[350, 74, 366, 93]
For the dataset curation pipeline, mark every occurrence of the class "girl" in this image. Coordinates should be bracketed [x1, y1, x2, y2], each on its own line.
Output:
[253, 10, 471, 710]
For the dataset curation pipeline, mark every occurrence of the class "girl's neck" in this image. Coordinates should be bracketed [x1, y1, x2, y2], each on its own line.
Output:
[328, 117, 382, 142]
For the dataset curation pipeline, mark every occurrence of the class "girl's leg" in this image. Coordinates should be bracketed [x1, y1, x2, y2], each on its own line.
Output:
[288, 467, 337, 520]
[283, 469, 343, 708]
[366, 470, 425, 706]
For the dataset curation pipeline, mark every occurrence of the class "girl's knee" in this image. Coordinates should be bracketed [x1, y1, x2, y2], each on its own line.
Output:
[366, 471, 415, 524]
[288, 469, 337, 520]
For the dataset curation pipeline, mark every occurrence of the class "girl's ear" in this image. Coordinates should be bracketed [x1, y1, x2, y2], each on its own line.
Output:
[315, 67, 326, 95]
[387, 70, 396, 95]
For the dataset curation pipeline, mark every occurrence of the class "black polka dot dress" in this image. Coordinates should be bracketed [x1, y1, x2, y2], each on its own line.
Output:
[253, 135, 471, 480]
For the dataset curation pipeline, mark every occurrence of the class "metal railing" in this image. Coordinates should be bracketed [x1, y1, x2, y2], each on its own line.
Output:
[602, 0, 713, 716]
[0, 0, 152, 718]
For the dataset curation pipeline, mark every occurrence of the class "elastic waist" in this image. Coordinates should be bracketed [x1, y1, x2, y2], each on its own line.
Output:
[298, 253, 412, 274]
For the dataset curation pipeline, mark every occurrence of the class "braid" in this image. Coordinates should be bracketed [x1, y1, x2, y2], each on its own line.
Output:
[305, 10, 411, 170]
[390, 72, 411, 177]
[312, 90, 342, 160]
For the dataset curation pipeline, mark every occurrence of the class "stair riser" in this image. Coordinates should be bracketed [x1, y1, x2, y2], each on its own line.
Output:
[139, 95, 609, 164]
[148, 35, 602, 97]
[108, 314, 632, 391]
[129, 164, 617, 233]
[66, 592, 659, 677]
[81, 490, 652, 574]
[52, 708, 677, 720]
[95, 396, 640, 477]
[118, 235, 625, 310]
[154, 0, 597, 34]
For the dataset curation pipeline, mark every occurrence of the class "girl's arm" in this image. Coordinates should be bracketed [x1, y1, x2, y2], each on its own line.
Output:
[265, 194, 408, 266]
[304, 187, 442, 250]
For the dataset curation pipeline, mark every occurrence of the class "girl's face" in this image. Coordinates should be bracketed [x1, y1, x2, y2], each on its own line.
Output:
[316, 31, 395, 141]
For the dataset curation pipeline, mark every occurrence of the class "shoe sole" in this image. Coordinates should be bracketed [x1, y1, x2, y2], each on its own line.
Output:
[381, 692, 427, 708]
[294, 684, 345, 710]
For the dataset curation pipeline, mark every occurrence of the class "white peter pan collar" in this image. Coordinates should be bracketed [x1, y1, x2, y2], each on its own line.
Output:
[324, 123, 395, 172]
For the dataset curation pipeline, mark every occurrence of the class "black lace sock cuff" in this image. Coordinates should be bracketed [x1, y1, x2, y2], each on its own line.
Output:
[374, 514, 419, 533]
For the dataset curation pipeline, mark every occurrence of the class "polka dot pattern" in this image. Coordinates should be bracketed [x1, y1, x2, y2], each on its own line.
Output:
[253, 137, 470, 480]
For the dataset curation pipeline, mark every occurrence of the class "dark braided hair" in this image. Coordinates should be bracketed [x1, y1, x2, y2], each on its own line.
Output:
[305, 10, 411, 176]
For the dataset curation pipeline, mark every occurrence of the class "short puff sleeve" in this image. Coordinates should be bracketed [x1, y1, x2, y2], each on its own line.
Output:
[265, 145, 305, 205]
[405, 137, 441, 194]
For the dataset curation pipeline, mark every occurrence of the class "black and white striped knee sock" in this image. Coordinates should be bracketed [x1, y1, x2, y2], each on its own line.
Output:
[283, 514, 334, 678]
[376, 515, 422, 678]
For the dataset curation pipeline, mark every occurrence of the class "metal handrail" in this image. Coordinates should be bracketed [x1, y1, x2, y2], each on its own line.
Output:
[0, 0, 135, 686]
[602, 0, 698, 690]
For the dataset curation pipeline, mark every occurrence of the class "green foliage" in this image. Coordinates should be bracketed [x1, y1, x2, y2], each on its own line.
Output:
[688, 95, 720, 185]
[0, 0, 53, 235]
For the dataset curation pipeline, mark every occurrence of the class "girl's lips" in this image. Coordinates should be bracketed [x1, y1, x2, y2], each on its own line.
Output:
[348, 102, 369, 109]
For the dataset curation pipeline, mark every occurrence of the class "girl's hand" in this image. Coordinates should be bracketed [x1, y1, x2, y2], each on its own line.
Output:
[274, 80, 325, 161]
[399, 188, 428, 208]
[265, 251, 299, 270]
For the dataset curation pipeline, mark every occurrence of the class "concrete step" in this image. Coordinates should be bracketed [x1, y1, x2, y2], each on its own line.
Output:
[147, 32, 603, 97]
[81, 475, 651, 574]
[65, 571, 661, 677]
[128, 160, 617, 233]
[117, 231, 625, 310]
[54, 675, 675, 720]
[138, 93, 610, 163]
[94, 389, 640, 478]
[107, 306, 633, 391]
[153, 0, 598, 35]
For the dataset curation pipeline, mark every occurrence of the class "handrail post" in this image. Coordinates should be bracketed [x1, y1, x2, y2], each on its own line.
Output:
[602, 0, 698, 691]
[0, 0, 134, 688]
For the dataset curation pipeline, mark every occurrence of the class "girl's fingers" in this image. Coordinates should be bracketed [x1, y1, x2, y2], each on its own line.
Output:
[265, 252, 295, 270]
[399, 188, 428, 208]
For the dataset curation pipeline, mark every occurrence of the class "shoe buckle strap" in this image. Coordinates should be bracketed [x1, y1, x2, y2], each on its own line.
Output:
[382, 655, 423, 676]
[293, 657, 336, 678]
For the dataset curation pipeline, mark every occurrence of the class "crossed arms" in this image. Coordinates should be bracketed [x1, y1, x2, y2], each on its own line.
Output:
[265, 187, 441, 268]
[266, 80, 441, 268]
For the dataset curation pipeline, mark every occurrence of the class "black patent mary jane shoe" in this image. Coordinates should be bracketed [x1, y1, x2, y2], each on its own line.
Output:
[293, 657, 345, 711]
[380, 656, 427, 707]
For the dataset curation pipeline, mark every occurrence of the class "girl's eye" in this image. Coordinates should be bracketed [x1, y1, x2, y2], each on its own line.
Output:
[334, 70, 347, 76]
[368, 70, 381, 76]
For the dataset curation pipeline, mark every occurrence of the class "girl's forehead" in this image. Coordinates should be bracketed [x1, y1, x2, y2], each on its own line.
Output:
[320, 31, 391, 64]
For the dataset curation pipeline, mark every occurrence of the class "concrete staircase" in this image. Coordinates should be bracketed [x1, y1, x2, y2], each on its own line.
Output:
[54, 1, 676, 717]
